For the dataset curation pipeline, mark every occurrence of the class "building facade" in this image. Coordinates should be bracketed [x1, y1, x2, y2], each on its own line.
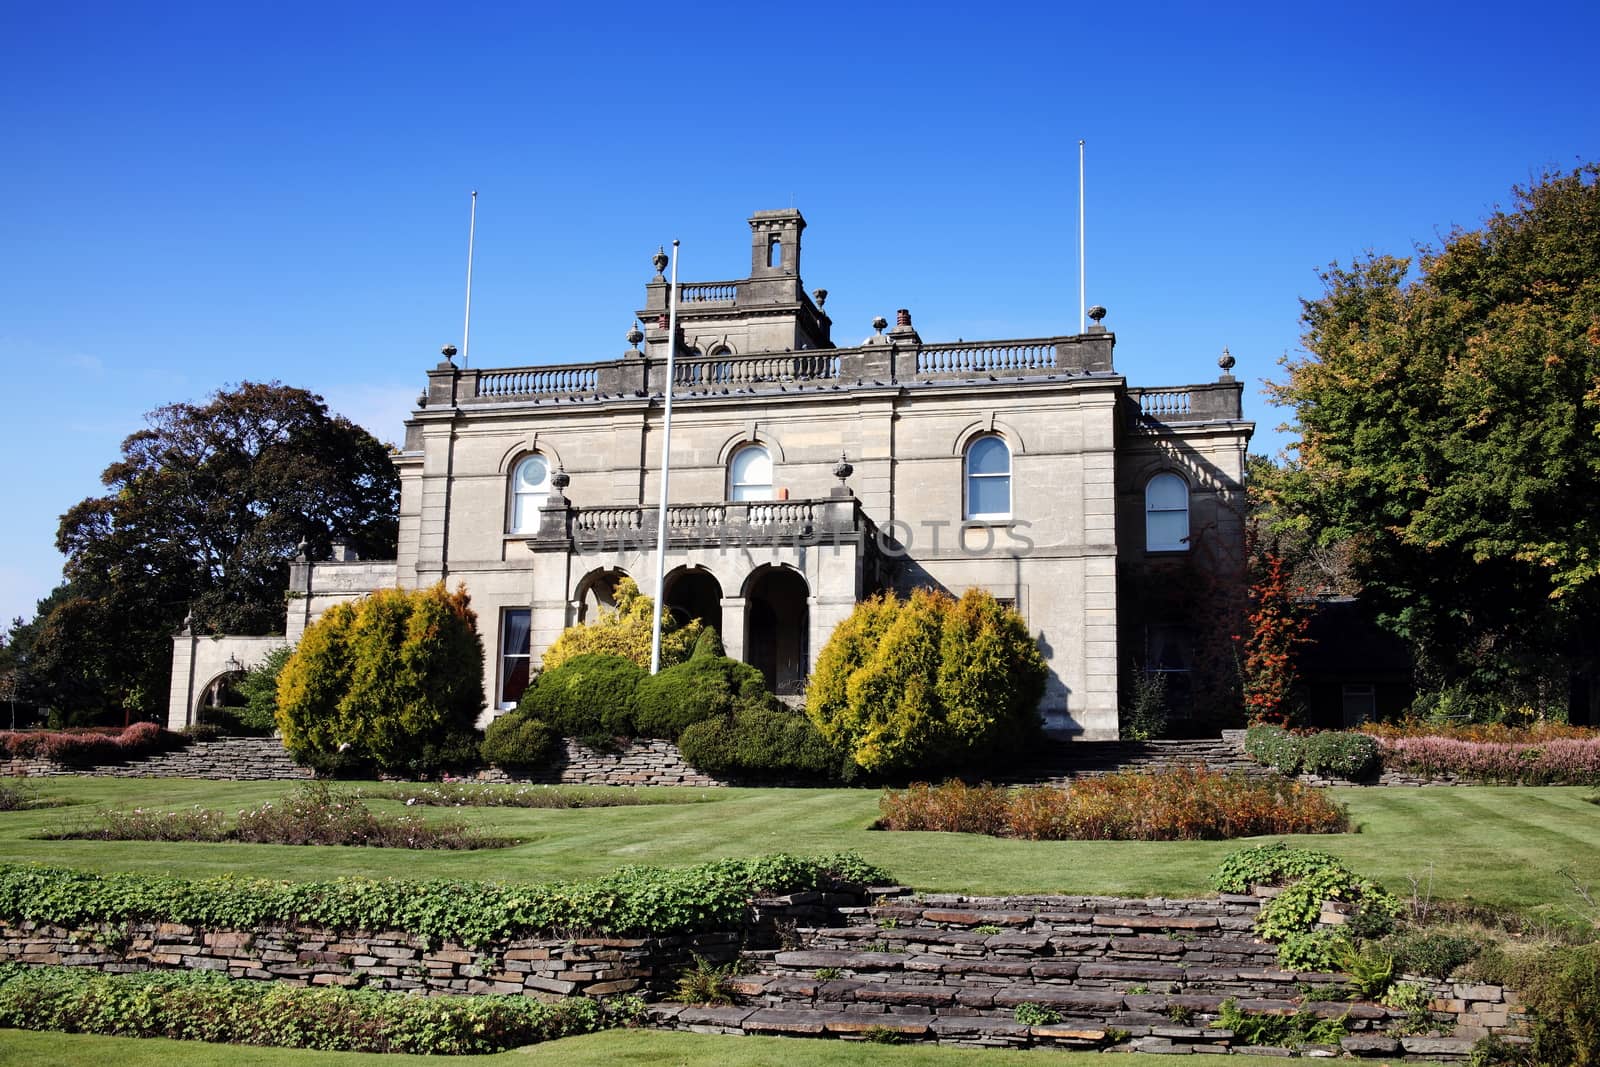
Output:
[169, 210, 1252, 740]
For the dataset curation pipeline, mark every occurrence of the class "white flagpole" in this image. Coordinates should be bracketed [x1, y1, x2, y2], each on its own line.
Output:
[1078, 141, 1086, 334]
[648, 240, 681, 675]
[462, 190, 478, 367]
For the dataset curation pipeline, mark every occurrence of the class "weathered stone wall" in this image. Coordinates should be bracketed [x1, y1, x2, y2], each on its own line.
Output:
[0, 892, 861, 1000]
[479, 738, 730, 787]
[2, 737, 309, 781]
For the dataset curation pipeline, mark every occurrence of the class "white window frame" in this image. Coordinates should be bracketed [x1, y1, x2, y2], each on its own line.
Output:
[509, 454, 551, 534]
[498, 608, 532, 709]
[1145, 472, 1190, 551]
[964, 435, 1012, 521]
[728, 444, 774, 501]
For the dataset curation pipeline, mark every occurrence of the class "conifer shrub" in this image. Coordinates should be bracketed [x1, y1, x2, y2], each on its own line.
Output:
[275, 583, 485, 777]
[678, 705, 857, 781]
[541, 576, 703, 671]
[514, 653, 644, 739]
[807, 588, 1047, 775]
[633, 628, 772, 740]
[481, 711, 558, 771]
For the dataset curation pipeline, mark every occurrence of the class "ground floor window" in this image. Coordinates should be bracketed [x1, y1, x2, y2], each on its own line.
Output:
[499, 609, 532, 708]
[1341, 683, 1376, 727]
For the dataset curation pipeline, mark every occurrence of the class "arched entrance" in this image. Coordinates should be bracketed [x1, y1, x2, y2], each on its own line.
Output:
[743, 565, 809, 696]
[194, 669, 247, 723]
[664, 566, 723, 636]
[575, 568, 629, 622]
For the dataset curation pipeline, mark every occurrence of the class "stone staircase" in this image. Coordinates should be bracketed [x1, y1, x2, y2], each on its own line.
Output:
[650, 890, 1480, 1057]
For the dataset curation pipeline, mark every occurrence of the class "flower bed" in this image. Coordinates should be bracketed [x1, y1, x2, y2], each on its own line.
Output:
[1376, 735, 1600, 785]
[877, 766, 1348, 840]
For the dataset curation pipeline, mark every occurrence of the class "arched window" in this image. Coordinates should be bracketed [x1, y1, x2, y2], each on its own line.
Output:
[510, 454, 551, 533]
[964, 435, 1011, 519]
[728, 444, 773, 501]
[1145, 472, 1190, 551]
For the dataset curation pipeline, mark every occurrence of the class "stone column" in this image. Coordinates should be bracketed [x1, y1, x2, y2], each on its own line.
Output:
[719, 596, 747, 663]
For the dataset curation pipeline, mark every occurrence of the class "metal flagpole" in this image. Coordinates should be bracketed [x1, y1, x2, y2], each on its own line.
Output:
[648, 240, 681, 675]
[462, 190, 478, 367]
[1078, 141, 1086, 334]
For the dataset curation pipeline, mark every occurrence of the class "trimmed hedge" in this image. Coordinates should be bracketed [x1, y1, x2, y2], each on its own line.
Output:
[481, 711, 558, 771]
[678, 705, 856, 782]
[0, 722, 183, 766]
[634, 632, 771, 740]
[514, 653, 644, 739]
[1376, 735, 1600, 785]
[0, 852, 889, 948]
[0, 963, 614, 1054]
[1243, 725, 1380, 780]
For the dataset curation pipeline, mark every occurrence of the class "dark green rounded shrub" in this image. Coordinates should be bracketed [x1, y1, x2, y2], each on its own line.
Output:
[679, 706, 857, 781]
[482, 712, 558, 771]
[633, 637, 772, 740]
[1301, 730, 1381, 779]
[515, 654, 644, 738]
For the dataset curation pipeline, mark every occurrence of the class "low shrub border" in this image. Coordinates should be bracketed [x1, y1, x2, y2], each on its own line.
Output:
[1376, 736, 1600, 786]
[0, 962, 624, 1054]
[0, 852, 889, 947]
[0, 722, 184, 766]
[1243, 725, 1380, 780]
[360, 782, 711, 808]
[42, 783, 509, 849]
[876, 766, 1348, 840]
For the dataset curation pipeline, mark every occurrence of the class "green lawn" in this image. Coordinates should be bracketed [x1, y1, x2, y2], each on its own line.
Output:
[1, 778, 1596, 918]
[0, 1027, 1283, 1067]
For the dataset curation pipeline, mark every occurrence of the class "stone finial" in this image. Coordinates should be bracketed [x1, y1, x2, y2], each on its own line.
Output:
[626, 321, 644, 348]
[439, 343, 458, 368]
[294, 537, 309, 562]
[416, 392, 428, 409]
[1218, 347, 1236, 373]
[833, 451, 854, 484]
[1087, 306, 1107, 324]
[812, 288, 828, 308]
[550, 466, 571, 492]
[651, 246, 669, 280]
[179, 611, 194, 636]
[872, 315, 888, 335]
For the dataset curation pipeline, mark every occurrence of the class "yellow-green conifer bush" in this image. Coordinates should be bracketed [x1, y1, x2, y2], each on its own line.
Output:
[806, 588, 1048, 775]
[540, 577, 703, 671]
[276, 583, 485, 776]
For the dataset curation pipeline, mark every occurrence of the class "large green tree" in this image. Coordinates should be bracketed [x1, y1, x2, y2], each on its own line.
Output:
[30, 382, 399, 722]
[1266, 164, 1600, 708]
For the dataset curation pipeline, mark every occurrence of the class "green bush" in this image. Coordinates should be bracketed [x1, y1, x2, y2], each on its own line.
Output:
[275, 583, 485, 777]
[1120, 670, 1170, 741]
[481, 711, 558, 771]
[0, 853, 890, 947]
[679, 705, 856, 781]
[542, 576, 703, 672]
[515, 653, 644, 738]
[1244, 724, 1307, 774]
[634, 630, 772, 740]
[1470, 943, 1600, 1067]
[1301, 730, 1381, 779]
[1384, 928, 1485, 978]
[0, 963, 611, 1054]
[806, 588, 1047, 775]
[233, 644, 294, 734]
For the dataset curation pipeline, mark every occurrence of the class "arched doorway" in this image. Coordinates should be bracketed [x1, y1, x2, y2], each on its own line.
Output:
[194, 670, 248, 724]
[744, 566, 809, 696]
[664, 566, 723, 636]
[575, 568, 629, 622]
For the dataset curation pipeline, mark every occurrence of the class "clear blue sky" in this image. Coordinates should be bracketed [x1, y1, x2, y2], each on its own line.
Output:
[3, 1, 1596, 627]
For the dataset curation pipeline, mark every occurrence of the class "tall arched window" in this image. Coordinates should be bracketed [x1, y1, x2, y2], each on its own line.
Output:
[510, 454, 551, 533]
[964, 435, 1011, 519]
[1145, 472, 1190, 551]
[728, 444, 773, 501]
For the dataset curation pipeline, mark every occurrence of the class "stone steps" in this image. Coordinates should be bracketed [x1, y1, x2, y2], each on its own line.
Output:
[650, 889, 1487, 1057]
[997, 737, 1270, 784]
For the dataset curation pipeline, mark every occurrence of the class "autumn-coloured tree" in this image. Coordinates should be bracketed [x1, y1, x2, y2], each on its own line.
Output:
[1239, 543, 1311, 725]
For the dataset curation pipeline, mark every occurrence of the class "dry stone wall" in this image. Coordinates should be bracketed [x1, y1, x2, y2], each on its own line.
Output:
[1, 737, 309, 781]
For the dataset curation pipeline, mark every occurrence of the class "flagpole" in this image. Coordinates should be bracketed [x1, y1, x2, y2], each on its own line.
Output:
[462, 190, 478, 367]
[1078, 141, 1086, 334]
[648, 240, 680, 675]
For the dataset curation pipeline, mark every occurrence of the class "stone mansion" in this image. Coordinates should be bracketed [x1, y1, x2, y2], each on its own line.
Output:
[169, 209, 1253, 740]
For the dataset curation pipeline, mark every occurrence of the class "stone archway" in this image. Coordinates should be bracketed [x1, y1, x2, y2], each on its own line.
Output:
[575, 567, 629, 622]
[743, 565, 810, 696]
[663, 566, 724, 636]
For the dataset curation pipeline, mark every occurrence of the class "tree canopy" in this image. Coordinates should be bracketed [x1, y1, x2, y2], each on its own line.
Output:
[1265, 164, 1600, 704]
[20, 382, 399, 722]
